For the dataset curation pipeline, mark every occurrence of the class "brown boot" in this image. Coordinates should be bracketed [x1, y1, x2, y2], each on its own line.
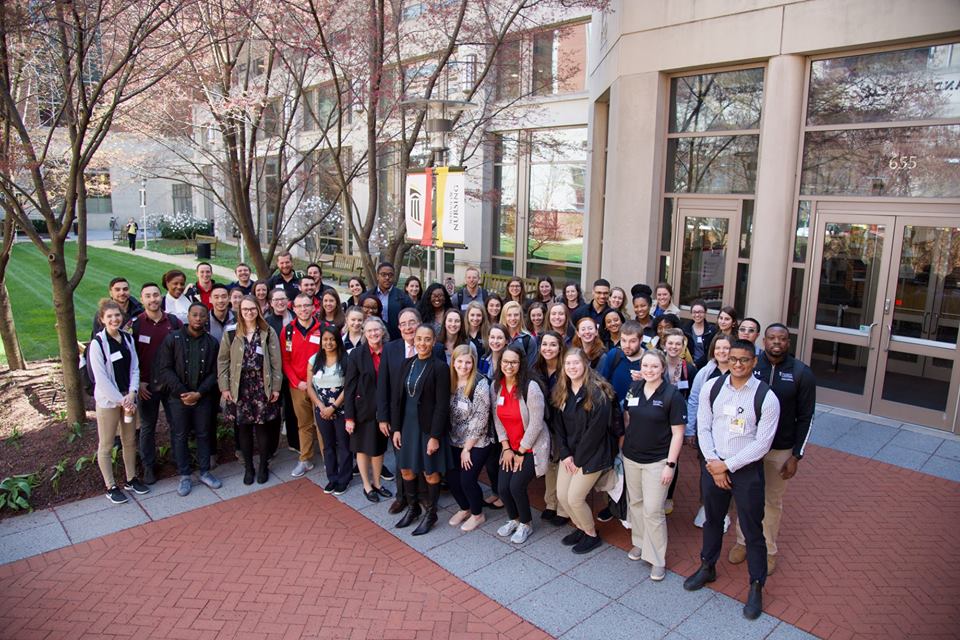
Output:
[728, 544, 747, 564]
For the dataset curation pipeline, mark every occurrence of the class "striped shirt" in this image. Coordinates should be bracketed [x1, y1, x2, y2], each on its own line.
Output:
[696, 375, 780, 473]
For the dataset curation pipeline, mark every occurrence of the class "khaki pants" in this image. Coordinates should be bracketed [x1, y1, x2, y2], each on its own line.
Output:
[95, 406, 138, 489]
[623, 457, 670, 568]
[556, 465, 601, 533]
[544, 461, 569, 517]
[735, 448, 793, 555]
[289, 387, 321, 462]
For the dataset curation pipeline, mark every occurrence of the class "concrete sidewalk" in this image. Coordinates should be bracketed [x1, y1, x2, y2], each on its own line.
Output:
[89, 239, 237, 281]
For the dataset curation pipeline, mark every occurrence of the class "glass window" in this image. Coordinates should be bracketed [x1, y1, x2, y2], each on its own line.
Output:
[810, 339, 869, 394]
[735, 263, 749, 317]
[377, 67, 398, 119]
[670, 68, 764, 133]
[85, 170, 112, 214]
[262, 156, 280, 242]
[814, 222, 885, 330]
[787, 267, 804, 328]
[494, 39, 522, 102]
[532, 23, 587, 96]
[304, 83, 348, 131]
[261, 98, 283, 138]
[661, 198, 673, 252]
[807, 43, 960, 126]
[527, 128, 587, 265]
[403, 60, 438, 101]
[492, 134, 517, 261]
[666, 135, 759, 194]
[172, 183, 193, 215]
[800, 124, 960, 198]
[678, 216, 728, 308]
[376, 144, 401, 227]
[794, 201, 811, 263]
[739, 200, 754, 259]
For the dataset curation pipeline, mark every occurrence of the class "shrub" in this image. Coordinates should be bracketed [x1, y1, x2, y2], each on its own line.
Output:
[157, 213, 214, 239]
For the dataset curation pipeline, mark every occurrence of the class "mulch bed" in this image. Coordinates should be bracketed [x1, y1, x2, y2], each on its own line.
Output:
[0, 360, 235, 519]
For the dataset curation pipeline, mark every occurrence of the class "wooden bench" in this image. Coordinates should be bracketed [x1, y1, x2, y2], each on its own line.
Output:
[321, 253, 364, 284]
[181, 234, 219, 257]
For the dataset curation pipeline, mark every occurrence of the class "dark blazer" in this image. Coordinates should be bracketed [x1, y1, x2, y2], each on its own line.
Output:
[556, 386, 618, 475]
[344, 344, 379, 424]
[684, 321, 718, 370]
[152, 329, 220, 398]
[369, 286, 413, 341]
[390, 356, 450, 439]
[376, 339, 446, 424]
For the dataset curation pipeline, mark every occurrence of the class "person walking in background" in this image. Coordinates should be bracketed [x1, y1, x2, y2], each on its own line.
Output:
[445, 345, 493, 532]
[152, 303, 223, 497]
[307, 326, 351, 495]
[217, 296, 282, 485]
[492, 346, 550, 545]
[89, 300, 148, 504]
[125, 217, 138, 251]
[552, 348, 618, 555]
[344, 317, 393, 503]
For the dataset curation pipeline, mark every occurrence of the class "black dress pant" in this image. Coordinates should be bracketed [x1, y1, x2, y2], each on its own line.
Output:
[280, 379, 300, 451]
[448, 445, 492, 515]
[127, 233, 137, 250]
[484, 447, 501, 496]
[138, 392, 170, 469]
[700, 458, 767, 584]
[498, 453, 536, 524]
[236, 419, 280, 470]
[167, 396, 217, 476]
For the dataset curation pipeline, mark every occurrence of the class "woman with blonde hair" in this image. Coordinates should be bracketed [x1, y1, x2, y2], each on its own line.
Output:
[446, 345, 493, 532]
[552, 348, 619, 554]
[464, 301, 489, 355]
[502, 300, 537, 365]
[572, 315, 607, 368]
[218, 295, 283, 484]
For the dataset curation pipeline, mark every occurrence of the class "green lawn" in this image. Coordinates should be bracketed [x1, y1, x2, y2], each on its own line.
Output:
[6, 243, 176, 360]
[117, 238, 242, 271]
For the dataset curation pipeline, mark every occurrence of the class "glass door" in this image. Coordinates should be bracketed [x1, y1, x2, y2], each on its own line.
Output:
[872, 220, 960, 430]
[673, 204, 741, 313]
[803, 214, 894, 412]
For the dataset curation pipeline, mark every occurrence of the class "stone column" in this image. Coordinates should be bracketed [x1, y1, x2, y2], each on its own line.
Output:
[746, 54, 806, 329]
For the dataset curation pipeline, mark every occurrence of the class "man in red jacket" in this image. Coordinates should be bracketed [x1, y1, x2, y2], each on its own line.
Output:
[282, 293, 322, 477]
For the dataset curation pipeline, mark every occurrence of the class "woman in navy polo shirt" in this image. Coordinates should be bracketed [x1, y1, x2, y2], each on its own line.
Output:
[621, 349, 686, 582]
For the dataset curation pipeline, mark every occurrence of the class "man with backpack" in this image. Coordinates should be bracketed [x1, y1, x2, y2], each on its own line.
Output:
[683, 339, 780, 621]
[451, 266, 487, 310]
[131, 283, 182, 484]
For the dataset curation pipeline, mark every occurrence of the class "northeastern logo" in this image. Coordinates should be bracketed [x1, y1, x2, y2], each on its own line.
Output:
[408, 187, 422, 223]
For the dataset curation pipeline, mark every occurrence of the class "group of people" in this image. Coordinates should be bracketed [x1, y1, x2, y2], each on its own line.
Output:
[86, 257, 815, 621]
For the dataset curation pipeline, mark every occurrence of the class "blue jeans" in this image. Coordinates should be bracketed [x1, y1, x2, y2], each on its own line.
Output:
[315, 408, 351, 486]
[167, 396, 216, 476]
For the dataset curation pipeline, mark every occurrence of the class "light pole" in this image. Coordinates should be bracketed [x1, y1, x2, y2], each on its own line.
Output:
[139, 177, 148, 250]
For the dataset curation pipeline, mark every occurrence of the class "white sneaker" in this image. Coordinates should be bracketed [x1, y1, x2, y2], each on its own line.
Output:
[693, 505, 706, 528]
[291, 461, 314, 477]
[497, 519, 520, 538]
[628, 546, 643, 561]
[650, 565, 666, 581]
[723, 514, 731, 533]
[510, 523, 532, 544]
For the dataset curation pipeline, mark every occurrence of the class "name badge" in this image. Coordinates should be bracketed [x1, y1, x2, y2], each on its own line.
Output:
[275, 284, 284, 289]
[255, 346, 264, 355]
[110, 350, 124, 362]
[497, 396, 505, 406]
[729, 416, 746, 435]
[677, 380, 689, 390]
[309, 335, 321, 344]
[696, 336, 703, 343]
[138, 334, 151, 344]
[225, 324, 237, 332]
[627, 397, 640, 407]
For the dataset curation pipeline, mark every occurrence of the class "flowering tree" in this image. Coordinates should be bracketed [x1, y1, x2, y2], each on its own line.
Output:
[0, 0, 185, 423]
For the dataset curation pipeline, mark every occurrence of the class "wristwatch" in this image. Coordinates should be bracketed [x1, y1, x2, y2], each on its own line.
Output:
[665, 461, 676, 468]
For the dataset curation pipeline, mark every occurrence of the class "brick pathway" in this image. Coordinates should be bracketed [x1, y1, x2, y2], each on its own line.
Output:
[0, 480, 549, 640]
[575, 442, 960, 640]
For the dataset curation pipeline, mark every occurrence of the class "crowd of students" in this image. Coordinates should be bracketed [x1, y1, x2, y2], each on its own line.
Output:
[85, 256, 816, 621]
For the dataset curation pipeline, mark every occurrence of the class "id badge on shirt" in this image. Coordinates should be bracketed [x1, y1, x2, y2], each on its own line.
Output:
[497, 395, 505, 406]
[138, 334, 151, 344]
[110, 350, 124, 362]
[627, 397, 640, 407]
[728, 406, 745, 435]
[275, 284, 284, 289]
[309, 335, 321, 345]
[255, 346, 264, 355]
[677, 380, 689, 390]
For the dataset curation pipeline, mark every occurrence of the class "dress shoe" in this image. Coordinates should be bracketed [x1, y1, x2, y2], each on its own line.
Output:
[365, 489, 380, 503]
[541, 509, 557, 521]
[561, 529, 585, 546]
[243, 468, 255, 485]
[411, 510, 438, 536]
[548, 515, 570, 527]
[743, 581, 763, 620]
[683, 562, 717, 591]
[395, 503, 422, 528]
[572, 533, 602, 554]
[767, 554, 777, 575]
[388, 498, 406, 514]
[143, 466, 156, 485]
[728, 544, 747, 564]
[256, 466, 269, 484]
[376, 485, 393, 498]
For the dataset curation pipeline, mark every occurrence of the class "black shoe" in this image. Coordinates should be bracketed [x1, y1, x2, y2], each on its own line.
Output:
[123, 478, 150, 495]
[573, 533, 602, 555]
[561, 529, 585, 546]
[256, 466, 269, 484]
[380, 466, 395, 481]
[395, 503, 422, 528]
[323, 481, 336, 494]
[541, 509, 557, 521]
[484, 497, 504, 510]
[143, 467, 156, 485]
[388, 498, 407, 514]
[411, 511, 438, 536]
[375, 485, 393, 498]
[333, 482, 348, 496]
[243, 469, 254, 485]
[549, 515, 570, 527]
[106, 486, 128, 504]
[683, 562, 717, 591]
[743, 581, 763, 620]
[596, 506, 613, 522]
[365, 489, 380, 503]
[352, 462, 360, 477]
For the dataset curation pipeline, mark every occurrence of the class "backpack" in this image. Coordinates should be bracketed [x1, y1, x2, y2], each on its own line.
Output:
[708, 371, 770, 421]
[79, 335, 107, 398]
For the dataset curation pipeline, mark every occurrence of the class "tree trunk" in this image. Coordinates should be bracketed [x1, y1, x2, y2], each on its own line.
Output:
[0, 280, 25, 370]
[49, 253, 86, 425]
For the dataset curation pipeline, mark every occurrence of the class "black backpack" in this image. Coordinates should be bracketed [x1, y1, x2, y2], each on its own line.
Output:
[79, 335, 107, 397]
[708, 371, 770, 421]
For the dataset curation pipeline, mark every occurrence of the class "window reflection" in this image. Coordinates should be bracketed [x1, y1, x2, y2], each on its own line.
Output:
[679, 216, 728, 308]
[532, 23, 587, 96]
[492, 134, 518, 260]
[808, 43, 960, 126]
[801, 125, 960, 197]
[892, 226, 960, 345]
[666, 135, 759, 194]
[670, 68, 764, 133]
[527, 128, 587, 264]
[815, 223, 885, 330]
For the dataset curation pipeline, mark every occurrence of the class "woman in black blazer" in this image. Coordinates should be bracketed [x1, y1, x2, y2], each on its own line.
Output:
[391, 324, 451, 536]
[683, 299, 717, 370]
[344, 316, 394, 503]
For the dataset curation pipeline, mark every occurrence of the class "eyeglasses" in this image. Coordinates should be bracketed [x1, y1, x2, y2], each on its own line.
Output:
[728, 356, 756, 365]
[501, 360, 520, 367]
[240, 307, 258, 313]
[740, 327, 759, 334]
